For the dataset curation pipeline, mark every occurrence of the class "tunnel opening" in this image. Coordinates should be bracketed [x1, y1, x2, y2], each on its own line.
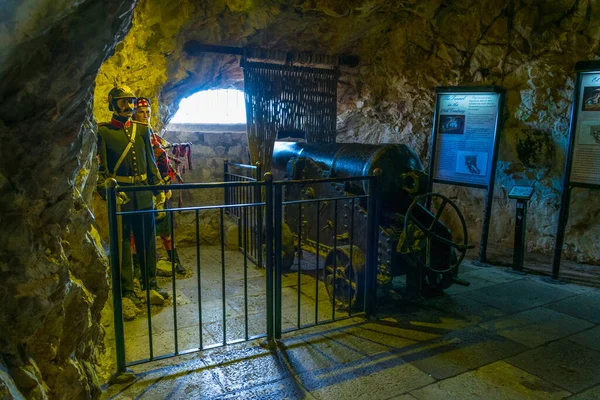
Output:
[168, 88, 246, 125]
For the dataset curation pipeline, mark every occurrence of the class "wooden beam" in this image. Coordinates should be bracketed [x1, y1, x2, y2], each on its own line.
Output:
[183, 40, 359, 67]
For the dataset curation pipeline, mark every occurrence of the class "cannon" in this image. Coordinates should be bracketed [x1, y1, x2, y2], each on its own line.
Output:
[272, 141, 470, 309]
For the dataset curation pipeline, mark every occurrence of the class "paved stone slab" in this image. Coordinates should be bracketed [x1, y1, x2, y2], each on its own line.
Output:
[456, 260, 481, 275]
[506, 339, 600, 393]
[348, 323, 420, 350]
[462, 266, 525, 284]
[523, 275, 599, 295]
[100, 359, 225, 400]
[359, 318, 441, 343]
[153, 365, 226, 400]
[460, 280, 575, 314]
[208, 351, 293, 392]
[480, 307, 593, 348]
[403, 327, 527, 380]
[278, 336, 340, 374]
[443, 275, 497, 295]
[385, 294, 506, 339]
[318, 325, 406, 357]
[299, 353, 434, 400]
[287, 332, 366, 366]
[410, 361, 569, 400]
[569, 384, 600, 399]
[544, 292, 600, 323]
[568, 326, 600, 352]
[214, 377, 316, 399]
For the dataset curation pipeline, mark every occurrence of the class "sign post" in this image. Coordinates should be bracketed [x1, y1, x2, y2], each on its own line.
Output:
[508, 183, 535, 272]
[552, 60, 600, 280]
[428, 86, 505, 264]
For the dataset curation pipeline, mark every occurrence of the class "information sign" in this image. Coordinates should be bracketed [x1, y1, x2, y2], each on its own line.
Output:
[570, 72, 600, 186]
[508, 186, 534, 200]
[428, 86, 505, 264]
[432, 91, 501, 187]
[553, 60, 600, 280]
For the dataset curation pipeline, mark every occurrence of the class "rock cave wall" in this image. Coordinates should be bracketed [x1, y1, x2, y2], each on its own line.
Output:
[94, 0, 600, 263]
[0, 0, 137, 398]
[1, 0, 599, 398]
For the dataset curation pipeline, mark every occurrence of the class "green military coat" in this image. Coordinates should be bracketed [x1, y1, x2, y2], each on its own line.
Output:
[96, 118, 163, 211]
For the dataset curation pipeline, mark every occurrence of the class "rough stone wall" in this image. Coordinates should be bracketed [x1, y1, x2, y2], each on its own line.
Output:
[0, 0, 137, 398]
[96, 0, 599, 263]
[163, 124, 250, 245]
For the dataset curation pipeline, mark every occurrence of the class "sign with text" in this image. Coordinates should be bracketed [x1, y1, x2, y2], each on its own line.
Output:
[432, 91, 501, 187]
[570, 72, 600, 186]
[508, 185, 535, 200]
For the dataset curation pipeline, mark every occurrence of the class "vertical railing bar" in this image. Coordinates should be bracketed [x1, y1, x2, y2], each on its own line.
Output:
[169, 210, 178, 355]
[195, 209, 203, 350]
[106, 180, 126, 374]
[264, 175, 274, 342]
[332, 199, 337, 321]
[274, 183, 283, 339]
[256, 164, 263, 268]
[348, 198, 355, 317]
[224, 160, 229, 211]
[220, 207, 227, 345]
[315, 199, 320, 325]
[142, 211, 154, 360]
[297, 202, 302, 328]
[365, 171, 382, 317]
[243, 192, 249, 341]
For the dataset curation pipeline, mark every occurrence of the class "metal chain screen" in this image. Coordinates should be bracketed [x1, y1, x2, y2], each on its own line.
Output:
[243, 60, 340, 172]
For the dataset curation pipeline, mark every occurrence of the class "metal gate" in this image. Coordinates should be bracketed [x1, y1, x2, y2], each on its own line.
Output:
[223, 161, 263, 267]
[105, 173, 381, 376]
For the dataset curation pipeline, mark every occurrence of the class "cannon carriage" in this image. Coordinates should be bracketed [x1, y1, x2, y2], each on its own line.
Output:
[271, 141, 471, 310]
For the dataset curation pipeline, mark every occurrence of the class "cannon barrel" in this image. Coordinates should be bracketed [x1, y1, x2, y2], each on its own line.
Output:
[272, 141, 428, 210]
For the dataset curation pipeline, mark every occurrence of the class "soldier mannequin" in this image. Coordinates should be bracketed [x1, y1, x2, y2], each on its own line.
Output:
[96, 86, 169, 304]
[132, 97, 186, 275]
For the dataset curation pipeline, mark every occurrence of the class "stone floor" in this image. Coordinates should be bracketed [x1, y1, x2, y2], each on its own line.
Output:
[101, 249, 600, 399]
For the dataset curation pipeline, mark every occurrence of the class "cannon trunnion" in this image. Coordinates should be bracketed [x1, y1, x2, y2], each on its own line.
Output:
[272, 141, 469, 310]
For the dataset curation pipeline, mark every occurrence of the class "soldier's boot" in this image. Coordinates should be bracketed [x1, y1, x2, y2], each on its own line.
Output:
[145, 278, 170, 300]
[168, 248, 186, 275]
[133, 256, 142, 281]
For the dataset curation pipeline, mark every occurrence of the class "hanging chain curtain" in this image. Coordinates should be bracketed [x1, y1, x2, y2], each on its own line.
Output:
[242, 60, 340, 172]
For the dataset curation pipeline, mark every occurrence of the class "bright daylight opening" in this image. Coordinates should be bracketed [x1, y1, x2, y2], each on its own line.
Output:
[169, 89, 246, 124]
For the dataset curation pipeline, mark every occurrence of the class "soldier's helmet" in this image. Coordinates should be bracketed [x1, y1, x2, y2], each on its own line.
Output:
[108, 86, 137, 111]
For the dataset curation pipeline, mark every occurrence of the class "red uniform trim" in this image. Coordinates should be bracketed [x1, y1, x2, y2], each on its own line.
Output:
[110, 118, 131, 129]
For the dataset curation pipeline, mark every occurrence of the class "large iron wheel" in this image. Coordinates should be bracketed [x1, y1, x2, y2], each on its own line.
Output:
[323, 246, 365, 311]
[403, 193, 469, 274]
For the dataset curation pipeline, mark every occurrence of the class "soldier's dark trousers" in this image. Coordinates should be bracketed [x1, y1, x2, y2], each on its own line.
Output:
[120, 208, 157, 293]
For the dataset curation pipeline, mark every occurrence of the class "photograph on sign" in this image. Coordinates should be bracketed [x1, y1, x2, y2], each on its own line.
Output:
[581, 86, 600, 111]
[570, 72, 600, 186]
[432, 91, 500, 186]
[455, 151, 488, 176]
[577, 120, 600, 145]
[439, 115, 465, 134]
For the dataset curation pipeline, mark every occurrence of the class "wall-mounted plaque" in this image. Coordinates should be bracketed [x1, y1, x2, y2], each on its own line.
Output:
[432, 91, 501, 187]
[553, 60, 600, 280]
[427, 86, 505, 264]
[570, 72, 600, 186]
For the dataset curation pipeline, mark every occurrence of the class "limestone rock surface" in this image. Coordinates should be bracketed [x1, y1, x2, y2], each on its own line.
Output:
[0, 0, 136, 398]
